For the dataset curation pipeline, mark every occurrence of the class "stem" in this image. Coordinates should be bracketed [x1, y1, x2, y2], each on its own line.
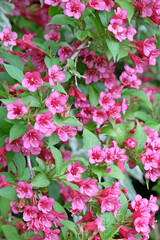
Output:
[27, 155, 34, 181]
[63, 38, 89, 71]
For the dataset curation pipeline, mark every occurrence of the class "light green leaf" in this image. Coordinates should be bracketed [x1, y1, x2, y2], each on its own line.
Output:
[0, 187, 18, 201]
[49, 14, 77, 27]
[106, 35, 120, 61]
[3, 64, 24, 83]
[9, 122, 28, 142]
[32, 172, 50, 188]
[99, 212, 116, 239]
[83, 128, 101, 152]
[134, 121, 147, 153]
[2, 225, 22, 240]
[115, 0, 135, 22]
[50, 146, 63, 174]
[87, 85, 99, 107]
[76, 30, 89, 41]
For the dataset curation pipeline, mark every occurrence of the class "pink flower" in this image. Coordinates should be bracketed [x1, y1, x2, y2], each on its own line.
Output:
[6, 99, 28, 119]
[22, 71, 43, 92]
[79, 178, 99, 197]
[45, 91, 68, 115]
[93, 109, 108, 125]
[0, 147, 7, 167]
[66, 161, 86, 182]
[38, 196, 55, 213]
[83, 68, 99, 84]
[0, 27, 18, 46]
[128, 52, 149, 73]
[99, 92, 115, 111]
[0, 174, 11, 188]
[5, 137, 23, 153]
[16, 181, 33, 199]
[55, 125, 77, 142]
[44, 30, 61, 43]
[23, 205, 38, 222]
[48, 64, 66, 86]
[126, 24, 137, 41]
[87, 145, 106, 164]
[83, 217, 105, 232]
[10, 201, 19, 214]
[123, 137, 137, 148]
[34, 112, 56, 136]
[148, 195, 159, 212]
[134, 217, 150, 233]
[103, 0, 114, 12]
[44, 229, 60, 240]
[69, 187, 90, 214]
[95, 55, 108, 73]
[64, 0, 86, 19]
[22, 129, 44, 149]
[83, 51, 97, 68]
[58, 44, 75, 62]
[89, 0, 105, 10]
[44, 0, 60, 6]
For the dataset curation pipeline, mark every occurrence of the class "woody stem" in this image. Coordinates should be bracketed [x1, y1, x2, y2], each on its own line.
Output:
[27, 155, 34, 181]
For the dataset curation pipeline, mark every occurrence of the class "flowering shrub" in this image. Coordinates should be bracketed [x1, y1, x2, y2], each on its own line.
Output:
[0, 0, 160, 239]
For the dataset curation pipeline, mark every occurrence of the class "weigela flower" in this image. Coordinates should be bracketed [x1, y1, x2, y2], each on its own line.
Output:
[58, 44, 75, 62]
[0, 27, 18, 46]
[95, 54, 108, 73]
[123, 137, 137, 148]
[44, 0, 60, 6]
[0, 174, 11, 188]
[0, 147, 7, 167]
[64, 0, 86, 19]
[38, 196, 55, 213]
[69, 187, 90, 214]
[88, 0, 106, 10]
[92, 109, 108, 125]
[99, 92, 115, 111]
[55, 125, 77, 142]
[23, 205, 38, 222]
[5, 137, 23, 153]
[16, 181, 33, 199]
[103, 0, 114, 12]
[79, 178, 99, 197]
[83, 51, 97, 68]
[44, 29, 61, 43]
[44, 229, 60, 240]
[87, 145, 106, 164]
[45, 90, 68, 115]
[22, 71, 43, 92]
[66, 161, 86, 182]
[48, 64, 66, 86]
[22, 129, 44, 150]
[6, 99, 28, 120]
[34, 112, 56, 136]
[83, 68, 99, 84]
[83, 217, 105, 232]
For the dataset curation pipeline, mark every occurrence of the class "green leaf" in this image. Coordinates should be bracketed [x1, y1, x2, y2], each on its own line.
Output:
[0, 49, 24, 71]
[61, 220, 78, 236]
[36, 157, 46, 171]
[0, 186, 18, 201]
[115, 122, 127, 144]
[134, 111, 148, 122]
[101, 125, 116, 137]
[83, 128, 101, 151]
[67, 59, 75, 70]
[0, 197, 11, 217]
[2, 225, 22, 240]
[0, 172, 15, 183]
[105, 165, 125, 180]
[13, 153, 26, 178]
[63, 116, 82, 126]
[0, 0, 15, 14]
[122, 88, 153, 112]
[99, 212, 116, 239]
[49, 14, 77, 27]
[44, 56, 60, 68]
[76, 30, 89, 41]
[3, 64, 24, 83]
[0, 107, 11, 133]
[117, 47, 128, 61]
[48, 132, 60, 146]
[9, 122, 28, 142]
[21, 95, 41, 107]
[115, 0, 135, 22]
[50, 146, 63, 174]
[91, 165, 106, 182]
[6, 151, 15, 164]
[54, 201, 67, 213]
[134, 121, 147, 153]
[117, 191, 128, 222]
[49, 180, 60, 201]
[32, 172, 50, 188]
[87, 85, 99, 107]
[106, 35, 120, 61]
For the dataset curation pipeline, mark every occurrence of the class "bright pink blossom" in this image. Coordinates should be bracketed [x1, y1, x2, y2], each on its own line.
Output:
[34, 112, 56, 136]
[22, 129, 44, 149]
[44, 0, 60, 6]
[48, 64, 66, 86]
[89, 0, 105, 10]
[79, 178, 99, 197]
[44, 29, 60, 43]
[64, 0, 86, 19]
[87, 145, 106, 164]
[83, 51, 97, 68]
[46, 91, 68, 115]
[44, 229, 60, 240]
[0, 147, 7, 167]
[16, 181, 33, 199]
[0, 27, 18, 46]
[93, 109, 108, 125]
[83, 217, 105, 232]
[99, 92, 115, 111]
[6, 99, 28, 119]
[55, 125, 77, 142]
[66, 161, 86, 182]
[38, 196, 55, 213]
[5, 137, 23, 153]
[123, 137, 137, 148]
[23, 205, 38, 222]
[58, 44, 75, 62]
[22, 71, 43, 92]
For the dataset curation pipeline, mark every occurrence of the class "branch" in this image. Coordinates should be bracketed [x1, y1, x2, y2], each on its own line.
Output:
[63, 38, 89, 71]
[27, 155, 34, 181]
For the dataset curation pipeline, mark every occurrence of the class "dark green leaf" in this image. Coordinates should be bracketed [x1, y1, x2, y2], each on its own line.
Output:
[87, 85, 99, 107]
[49, 180, 60, 201]
[3, 64, 24, 83]
[32, 172, 50, 188]
[9, 122, 28, 142]
[0, 49, 24, 71]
